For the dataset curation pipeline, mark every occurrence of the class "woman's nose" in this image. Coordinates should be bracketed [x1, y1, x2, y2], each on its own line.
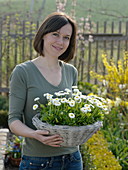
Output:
[57, 37, 64, 44]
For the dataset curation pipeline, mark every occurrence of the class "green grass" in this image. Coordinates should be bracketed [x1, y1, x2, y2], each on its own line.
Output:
[0, 0, 128, 22]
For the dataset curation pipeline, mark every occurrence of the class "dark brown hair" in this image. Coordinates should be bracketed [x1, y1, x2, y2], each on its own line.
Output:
[33, 12, 77, 62]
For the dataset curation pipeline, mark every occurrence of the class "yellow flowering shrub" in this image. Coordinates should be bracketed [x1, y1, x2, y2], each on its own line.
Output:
[90, 52, 128, 100]
[82, 131, 122, 170]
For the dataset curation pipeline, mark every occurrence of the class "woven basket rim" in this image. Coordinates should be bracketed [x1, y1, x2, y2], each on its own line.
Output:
[32, 113, 103, 146]
[32, 113, 103, 130]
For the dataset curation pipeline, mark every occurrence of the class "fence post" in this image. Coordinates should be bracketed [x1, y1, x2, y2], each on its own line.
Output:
[125, 21, 128, 51]
[110, 21, 114, 59]
[117, 21, 122, 61]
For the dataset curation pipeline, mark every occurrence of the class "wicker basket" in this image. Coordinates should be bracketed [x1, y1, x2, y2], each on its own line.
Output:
[32, 114, 103, 147]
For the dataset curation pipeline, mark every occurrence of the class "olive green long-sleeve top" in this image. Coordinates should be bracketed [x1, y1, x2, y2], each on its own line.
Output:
[8, 60, 79, 157]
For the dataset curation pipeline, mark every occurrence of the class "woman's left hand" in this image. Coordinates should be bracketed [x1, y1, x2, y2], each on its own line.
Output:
[33, 129, 64, 147]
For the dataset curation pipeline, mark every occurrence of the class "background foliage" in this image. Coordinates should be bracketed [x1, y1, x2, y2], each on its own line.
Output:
[1, 0, 128, 22]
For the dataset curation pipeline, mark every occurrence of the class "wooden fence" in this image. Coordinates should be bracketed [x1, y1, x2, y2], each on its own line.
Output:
[0, 19, 128, 93]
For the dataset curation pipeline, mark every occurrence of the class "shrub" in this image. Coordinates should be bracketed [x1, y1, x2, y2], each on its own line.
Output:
[0, 110, 8, 128]
[0, 95, 9, 110]
[78, 81, 99, 95]
[90, 52, 128, 102]
[103, 107, 128, 169]
[80, 144, 95, 170]
[89, 52, 128, 169]
[81, 131, 122, 170]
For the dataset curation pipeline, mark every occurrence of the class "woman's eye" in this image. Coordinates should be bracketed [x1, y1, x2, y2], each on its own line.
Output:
[64, 37, 70, 40]
[53, 33, 59, 36]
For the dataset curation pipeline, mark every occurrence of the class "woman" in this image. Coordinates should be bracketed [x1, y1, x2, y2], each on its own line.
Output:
[8, 12, 83, 170]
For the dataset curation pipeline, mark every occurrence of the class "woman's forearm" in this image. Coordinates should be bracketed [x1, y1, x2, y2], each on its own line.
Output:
[9, 120, 37, 138]
[9, 120, 63, 147]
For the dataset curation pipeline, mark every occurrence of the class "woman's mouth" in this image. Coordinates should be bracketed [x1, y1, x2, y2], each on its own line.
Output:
[52, 45, 63, 51]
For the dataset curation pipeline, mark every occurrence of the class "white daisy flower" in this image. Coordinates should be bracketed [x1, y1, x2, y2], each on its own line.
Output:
[54, 98, 60, 102]
[101, 105, 108, 111]
[77, 92, 82, 96]
[54, 102, 61, 106]
[55, 92, 61, 96]
[80, 107, 88, 113]
[84, 104, 90, 107]
[76, 98, 82, 103]
[72, 93, 76, 96]
[72, 86, 78, 89]
[52, 99, 61, 106]
[55, 91, 65, 96]
[96, 96, 107, 103]
[67, 98, 72, 102]
[68, 100, 75, 107]
[69, 113, 75, 118]
[84, 104, 94, 108]
[51, 98, 59, 104]
[44, 93, 49, 97]
[87, 107, 91, 112]
[48, 102, 52, 106]
[60, 92, 66, 96]
[74, 95, 81, 101]
[73, 88, 80, 93]
[65, 88, 71, 93]
[81, 107, 91, 113]
[96, 102, 103, 108]
[61, 98, 67, 103]
[64, 92, 70, 95]
[44, 93, 53, 100]
[33, 104, 38, 110]
[88, 98, 99, 104]
[34, 97, 40, 101]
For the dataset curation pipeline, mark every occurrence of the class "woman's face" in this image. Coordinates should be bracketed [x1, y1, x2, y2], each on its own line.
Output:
[43, 23, 72, 58]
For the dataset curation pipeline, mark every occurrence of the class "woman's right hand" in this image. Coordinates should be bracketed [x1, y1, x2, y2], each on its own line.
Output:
[33, 130, 64, 147]
[9, 120, 64, 147]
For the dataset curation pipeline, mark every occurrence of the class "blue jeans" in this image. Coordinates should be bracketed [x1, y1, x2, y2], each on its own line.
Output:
[19, 150, 83, 170]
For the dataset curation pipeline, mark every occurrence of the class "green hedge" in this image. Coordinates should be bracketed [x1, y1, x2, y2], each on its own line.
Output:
[81, 131, 122, 170]
[0, 95, 9, 110]
[0, 110, 8, 128]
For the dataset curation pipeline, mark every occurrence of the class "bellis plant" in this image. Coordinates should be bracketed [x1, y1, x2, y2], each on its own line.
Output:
[32, 86, 108, 126]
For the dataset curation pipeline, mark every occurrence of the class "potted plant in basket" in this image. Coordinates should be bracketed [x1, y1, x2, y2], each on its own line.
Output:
[32, 86, 108, 147]
[4, 135, 23, 167]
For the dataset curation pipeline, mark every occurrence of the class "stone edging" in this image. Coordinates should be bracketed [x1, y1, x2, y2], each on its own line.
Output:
[0, 128, 9, 170]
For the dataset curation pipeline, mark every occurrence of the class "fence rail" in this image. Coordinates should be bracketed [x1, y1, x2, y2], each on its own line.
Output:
[0, 19, 128, 93]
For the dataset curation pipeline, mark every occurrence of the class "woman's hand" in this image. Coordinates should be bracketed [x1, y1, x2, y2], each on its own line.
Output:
[33, 130, 64, 147]
[9, 120, 63, 147]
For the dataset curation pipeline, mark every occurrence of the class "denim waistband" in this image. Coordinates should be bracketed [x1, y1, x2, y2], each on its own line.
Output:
[22, 150, 79, 161]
